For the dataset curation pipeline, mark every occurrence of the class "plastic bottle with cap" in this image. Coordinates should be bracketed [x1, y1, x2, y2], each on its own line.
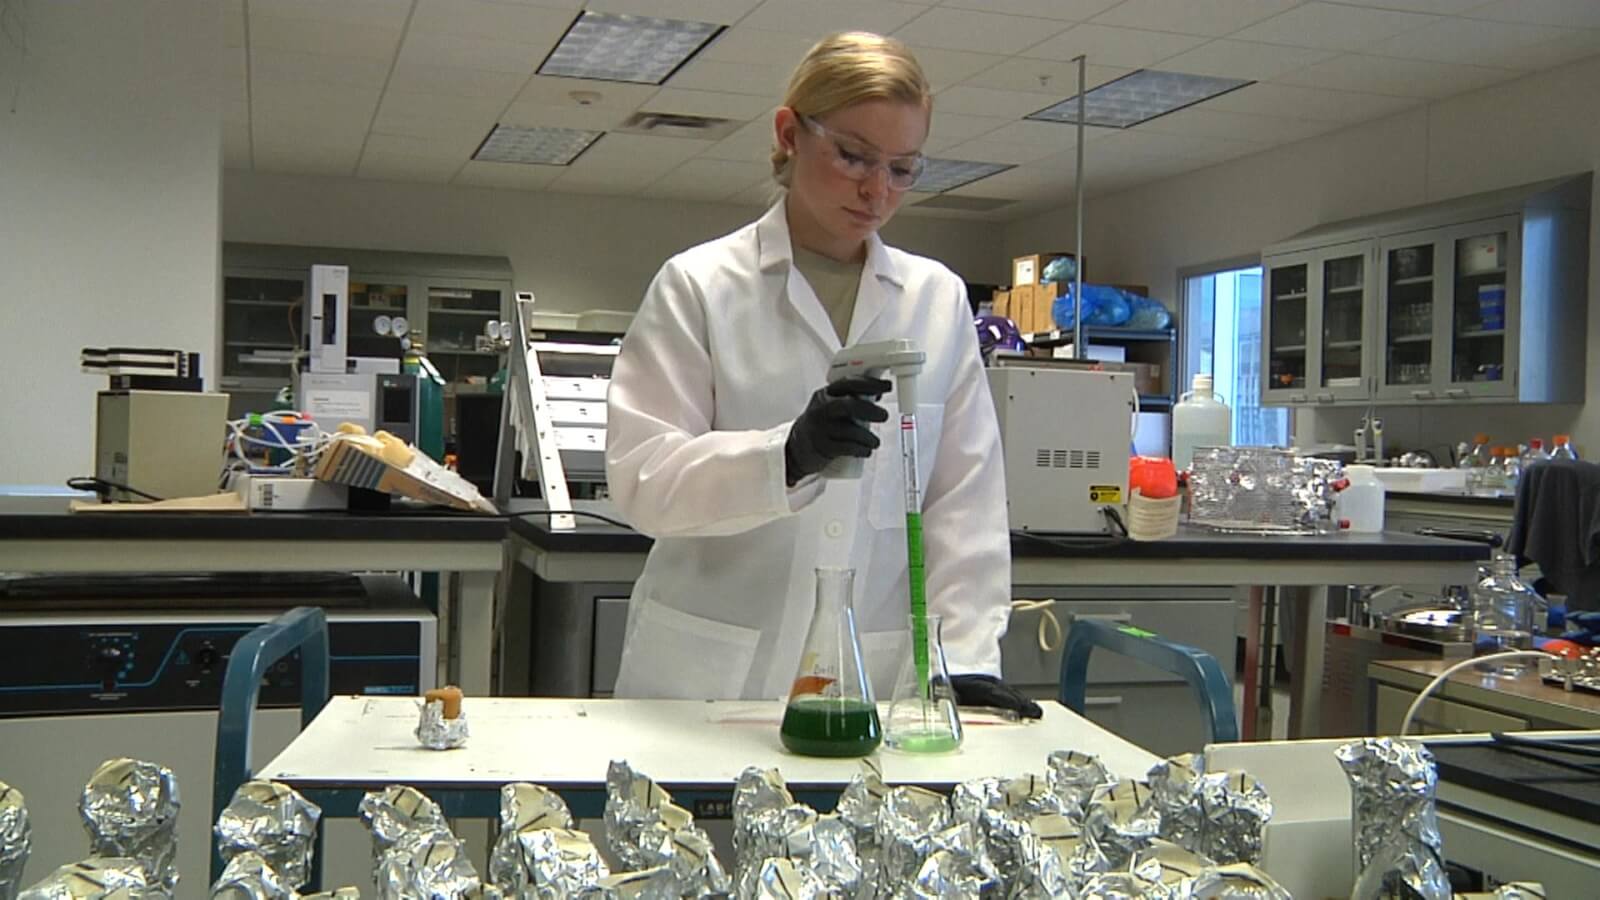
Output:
[1465, 434, 1492, 493]
[1522, 438, 1549, 468]
[1551, 434, 1580, 461]
[1338, 465, 1385, 533]
[1172, 373, 1231, 471]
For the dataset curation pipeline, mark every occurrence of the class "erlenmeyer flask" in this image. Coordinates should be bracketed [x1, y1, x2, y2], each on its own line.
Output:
[884, 613, 963, 753]
[779, 567, 882, 757]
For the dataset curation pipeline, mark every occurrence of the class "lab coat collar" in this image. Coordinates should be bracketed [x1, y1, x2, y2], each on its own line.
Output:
[755, 198, 906, 289]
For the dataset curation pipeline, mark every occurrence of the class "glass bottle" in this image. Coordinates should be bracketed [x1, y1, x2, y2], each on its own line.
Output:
[1501, 448, 1522, 496]
[779, 568, 882, 758]
[1523, 438, 1549, 467]
[884, 614, 963, 754]
[1464, 434, 1491, 492]
[1471, 554, 1539, 676]
[1551, 434, 1580, 461]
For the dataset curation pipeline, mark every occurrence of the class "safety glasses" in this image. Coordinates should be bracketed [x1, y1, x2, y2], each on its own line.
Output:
[798, 114, 925, 191]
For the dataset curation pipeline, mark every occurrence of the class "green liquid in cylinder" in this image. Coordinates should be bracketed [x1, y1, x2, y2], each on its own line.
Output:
[779, 698, 882, 758]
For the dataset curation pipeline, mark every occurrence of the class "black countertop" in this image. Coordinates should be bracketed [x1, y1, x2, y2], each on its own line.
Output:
[1388, 490, 1515, 508]
[509, 515, 1491, 563]
[0, 509, 508, 542]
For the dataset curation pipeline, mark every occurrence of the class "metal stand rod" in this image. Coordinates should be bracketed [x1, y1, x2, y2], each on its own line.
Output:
[1072, 54, 1087, 361]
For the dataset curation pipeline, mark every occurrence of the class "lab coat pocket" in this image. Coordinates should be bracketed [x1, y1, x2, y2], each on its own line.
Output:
[868, 403, 945, 529]
[616, 597, 761, 700]
[859, 629, 909, 703]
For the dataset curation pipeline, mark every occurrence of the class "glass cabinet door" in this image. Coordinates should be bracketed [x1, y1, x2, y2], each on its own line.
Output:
[1264, 260, 1310, 398]
[1317, 250, 1368, 397]
[424, 284, 507, 386]
[349, 280, 409, 344]
[1379, 238, 1438, 398]
[1446, 220, 1517, 397]
[222, 274, 303, 379]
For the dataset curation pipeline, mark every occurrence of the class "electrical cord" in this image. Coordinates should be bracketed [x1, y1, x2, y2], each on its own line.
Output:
[1012, 507, 1131, 551]
[66, 477, 164, 502]
[1010, 599, 1064, 652]
[1399, 650, 1556, 736]
[1489, 730, 1600, 760]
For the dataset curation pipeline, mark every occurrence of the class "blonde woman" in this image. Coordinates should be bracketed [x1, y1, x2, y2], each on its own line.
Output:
[605, 33, 1033, 717]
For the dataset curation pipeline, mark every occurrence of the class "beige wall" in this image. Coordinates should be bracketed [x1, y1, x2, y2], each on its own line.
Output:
[0, 1, 222, 485]
[1006, 55, 1600, 459]
[222, 172, 1009, 313]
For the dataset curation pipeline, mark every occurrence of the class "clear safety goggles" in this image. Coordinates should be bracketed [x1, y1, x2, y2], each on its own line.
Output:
[799, 114, 925, 191]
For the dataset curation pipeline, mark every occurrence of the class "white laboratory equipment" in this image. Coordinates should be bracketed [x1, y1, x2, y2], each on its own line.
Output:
[1172, 374, 1231, 471]
[1338, 465, 1386, 532]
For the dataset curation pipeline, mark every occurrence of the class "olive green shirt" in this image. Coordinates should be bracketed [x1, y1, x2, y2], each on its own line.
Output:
[793, 246, 865, 344]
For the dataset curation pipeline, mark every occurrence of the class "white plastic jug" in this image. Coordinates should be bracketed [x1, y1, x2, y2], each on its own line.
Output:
[1339, 464, 1386, 533]
[1172, 374, 1231, 470]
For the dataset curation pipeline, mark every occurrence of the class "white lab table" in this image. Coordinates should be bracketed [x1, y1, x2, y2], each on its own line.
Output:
[256, 696, 1160, 819]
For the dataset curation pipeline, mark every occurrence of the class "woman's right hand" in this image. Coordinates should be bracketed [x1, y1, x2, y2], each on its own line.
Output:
[784, 375, 892, 485]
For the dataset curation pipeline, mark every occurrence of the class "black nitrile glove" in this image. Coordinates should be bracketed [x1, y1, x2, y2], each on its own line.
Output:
[783, 375, 892, 486]
[951, 674, 1044, 720]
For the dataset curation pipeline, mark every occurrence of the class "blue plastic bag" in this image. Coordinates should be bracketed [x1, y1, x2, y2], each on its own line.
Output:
[1053, 285, 1172, 331]
[1040, 255, 1079, 285]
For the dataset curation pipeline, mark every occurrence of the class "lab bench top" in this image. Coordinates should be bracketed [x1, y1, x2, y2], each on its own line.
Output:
[0, 509, 508, 542]
[1370, 657, 1600, 727]
[509, 515, 1491, 563]
[1387, 490, 1515, 508]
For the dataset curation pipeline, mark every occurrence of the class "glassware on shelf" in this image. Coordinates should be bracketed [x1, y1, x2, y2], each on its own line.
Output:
[1551, 435, 1580, 461]
[883, 614, 962, 754]
[1464, 434, 1492, 493]
[1471, 554, 1540, 676]
[1522, 439, 1549, 467]
[779, 568, 882, 758]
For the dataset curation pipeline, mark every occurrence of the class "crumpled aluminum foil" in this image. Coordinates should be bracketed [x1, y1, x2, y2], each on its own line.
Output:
[415, 699, 470, 751]
[1490, 884, 1547, 899]
[1189, 447, 1342, 534]
[1336, 738, 1450, 900]
[1, 782, 31, 900]
[78, 759, 181, 895]
[1194, 771, 1271, 866]
[214, 781, 321, 890]
[737, 859, 824, 900]
[298, 889, 360, 899]
[1010, 814, 1078, 900]
[1183, 863, 1292, 899]
[373, 826, 480, 900]
[605, 762, 679, 872]
[1075, 870, 1172, 900]
[777, 816, 861, 897]
[1145, 756, 1204, 852]
[877, 786, 951, 891]
[1133, 840, 1212, 891]
[209, 851, 292, 900]
[731, 768, 819, 884]
[603, 763, 730, 898]
[16, 858, 152, 900]
[1081, 781, 1159, 872]
[834, 759, 886, 858]
[358, 785, 447, 864]
[951, 774, 1063, 891]
[1046, 751, 1114, 824]
[487, 783, 576, 890]
[499, 828, 608, 898]
[574, 865, 679, 900]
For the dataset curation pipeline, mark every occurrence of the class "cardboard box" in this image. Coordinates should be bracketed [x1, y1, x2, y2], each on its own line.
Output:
[1012, 252, 1082, 287]
[1012, 285, 1035, 332]
[992, 289, 1011, 319]
[1032, 288, 1056, 334]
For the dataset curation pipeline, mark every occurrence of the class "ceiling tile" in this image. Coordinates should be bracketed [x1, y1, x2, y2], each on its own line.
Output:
[357, 147, 462, 184]
[906, 47, 1008, 91]
[252, 82, 383, 124]
[643, 157, 770, 200]
[453, 160, 568, 190]
[547, 168, 659, 195]
[698, 115, 779, 161]
[498, 101, 631, 131]
[740, 0, 930, 35]
[252, 137, 363, 177]
[385, 62, 529, 100]
[513, 75, 660, 109]
[934, 84, 1069, 118]
[1328, 0, 1494, 12]
[398, 31, 546, 75]
[938, 0, 1121, 21]
[223, 121, 252, 169]
[248, 0, 413, 28]
[371, 107, 500, 142]
[365, 129, 486, 159]
[249, 14, 404, 60]
[583, 0, 766, 26]
[944, 133, 1072, 165]
[1368, 17, 1572, 68]
[1135, 107, 1339, 144]
[638, 181, 746, 202]
[701, 28, 819, 64]
[923, 112, 1012, 152]
[566, 132, 709, 176]
[225, 0, 246, 48]
[643, 87, 777, 120]
[1486, 26, 1600, 69]
[1095, 128, 1268, 163]
[1156, 39, 1336, 82]
[1467, 0, 1600, 28]
[1089, 0, 1301, 37]
[1275, 54, 1515, 98]
[940, 163, 1066, 200]
[893, 8, 1072, 55]
[251, 48, 393, 90]
[377, 91, 510, 124]
[960, 57, 1130, 96]
[1022, 24, 1209, 67]
[1201, 82, 1421, 122]
[1232, 4, 1441, 52]
[407, 0, 576, 43]
[667, 58, 789, 97]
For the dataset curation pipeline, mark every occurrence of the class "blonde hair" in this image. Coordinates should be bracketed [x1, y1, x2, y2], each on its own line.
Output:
[771, 32, 932, 188]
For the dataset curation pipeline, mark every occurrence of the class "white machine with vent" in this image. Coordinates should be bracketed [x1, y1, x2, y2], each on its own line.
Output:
[987, 365, 1133, 534]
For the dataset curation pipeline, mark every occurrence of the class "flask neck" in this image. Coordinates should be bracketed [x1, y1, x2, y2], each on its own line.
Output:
[814, 567, 856, 617]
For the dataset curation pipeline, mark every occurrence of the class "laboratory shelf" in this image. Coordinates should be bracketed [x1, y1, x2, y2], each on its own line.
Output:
[1326, 286, 1364, 295]
[429, 309, 500, 317]
[1273, 292, 1308, 301]
[226, 340, 293, 348]
[1457, 329, 1506, 339]
[1391, 276, 1434, 286]
[1273, 345, 1307, 353]
[1324, 341, 1362, 350]
[1390, 334, 1432, 344]
[226, 299, 293, 308]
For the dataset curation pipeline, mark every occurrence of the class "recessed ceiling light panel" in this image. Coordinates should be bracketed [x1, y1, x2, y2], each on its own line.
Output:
[1028, 70, 1253, 129]
[914, 158, 1014, 194]
[539, 11, 721, 85]
[474, 124, 603, 165]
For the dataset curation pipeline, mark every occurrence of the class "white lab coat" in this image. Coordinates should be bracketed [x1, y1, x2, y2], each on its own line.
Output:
[605, 200, 1011, 701]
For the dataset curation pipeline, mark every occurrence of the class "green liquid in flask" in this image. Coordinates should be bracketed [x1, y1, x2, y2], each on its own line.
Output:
[779, 698, 882, 758]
